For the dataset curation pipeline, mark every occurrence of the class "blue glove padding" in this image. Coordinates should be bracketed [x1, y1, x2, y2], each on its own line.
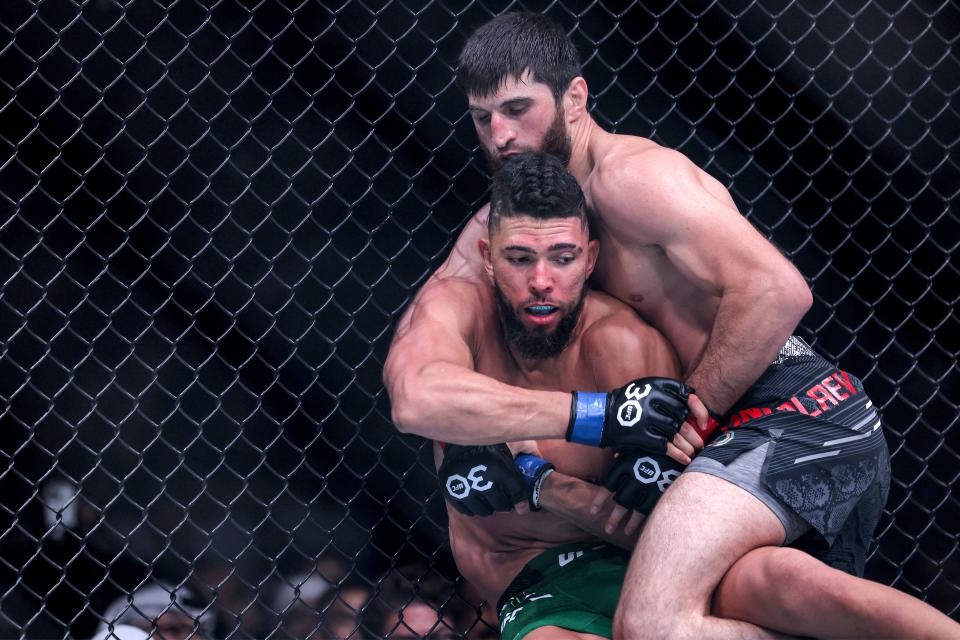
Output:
[514, 454, 555, 511]
[567, 377, 692, 453]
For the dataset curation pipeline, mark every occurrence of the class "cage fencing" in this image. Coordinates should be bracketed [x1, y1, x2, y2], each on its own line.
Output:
[0, 0, 957, 638]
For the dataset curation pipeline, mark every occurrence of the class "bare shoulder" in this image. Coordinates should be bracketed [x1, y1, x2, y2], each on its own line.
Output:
[579, 291, 681, 384]
[392, 273, 493, 345]
[587, 134, 735, 240]
[591, 135, 702, 191]
[412, 274, 492, 320]
[590, 135, 694, 196]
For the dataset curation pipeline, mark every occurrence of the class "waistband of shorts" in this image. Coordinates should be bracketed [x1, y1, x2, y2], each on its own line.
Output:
[496, 541, 614, 613]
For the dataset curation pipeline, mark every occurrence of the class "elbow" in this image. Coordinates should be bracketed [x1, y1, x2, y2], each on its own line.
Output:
[389, 384, 438, 437]
[769, 269, 812, 326]
[390, 390, 422, 435]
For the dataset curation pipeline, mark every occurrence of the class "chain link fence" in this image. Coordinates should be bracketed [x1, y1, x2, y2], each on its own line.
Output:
[1, 0, 957, 637]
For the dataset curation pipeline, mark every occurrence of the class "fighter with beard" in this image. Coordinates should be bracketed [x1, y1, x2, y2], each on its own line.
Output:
[399, 151, 683, 639]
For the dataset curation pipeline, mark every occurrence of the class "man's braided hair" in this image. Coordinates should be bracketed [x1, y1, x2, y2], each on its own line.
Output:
[489, 152, 588, 234]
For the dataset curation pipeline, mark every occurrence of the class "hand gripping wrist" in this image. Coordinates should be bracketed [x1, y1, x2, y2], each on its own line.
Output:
[565, 391, 608, 447]
[514, 454, 555, 511]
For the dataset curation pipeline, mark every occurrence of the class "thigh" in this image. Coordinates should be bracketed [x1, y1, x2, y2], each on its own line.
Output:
[618, 470, 787, 617]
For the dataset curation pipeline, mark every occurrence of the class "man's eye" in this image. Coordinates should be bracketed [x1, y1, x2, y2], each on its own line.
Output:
[507, 106, 527, 116]
[474, 113, 490, 124]
[555, 255, 575, 265]
[507, 256, 530, 264]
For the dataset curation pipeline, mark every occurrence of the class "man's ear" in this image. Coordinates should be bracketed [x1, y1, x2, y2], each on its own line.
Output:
[563, 77, 589, 122]
[585, 238, 600, 278]
[478, 237, 495, 280]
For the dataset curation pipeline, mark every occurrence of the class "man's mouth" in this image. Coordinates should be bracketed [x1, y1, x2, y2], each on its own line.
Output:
[525, 304, 559, 324]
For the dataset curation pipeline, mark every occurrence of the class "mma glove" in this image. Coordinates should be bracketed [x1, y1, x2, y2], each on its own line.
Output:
[603, 449, 685, 515]
[438, 444, 555, 515]
[566, 377, 692, 453]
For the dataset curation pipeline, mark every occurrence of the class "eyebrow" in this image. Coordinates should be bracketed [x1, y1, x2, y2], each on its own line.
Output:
[500, 97, 533, 109]
[502, 244, 581, 253]
[469, 97, 533, 113]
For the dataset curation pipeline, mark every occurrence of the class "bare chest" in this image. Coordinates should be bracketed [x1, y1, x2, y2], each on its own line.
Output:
[590, 231, 715, 372]
[473, 346, 611, 480]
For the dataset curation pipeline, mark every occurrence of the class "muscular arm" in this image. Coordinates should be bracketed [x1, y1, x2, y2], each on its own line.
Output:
[592, 149, 812, 413]
[538, 471, 639, 550]
[384, 278, 570, 444]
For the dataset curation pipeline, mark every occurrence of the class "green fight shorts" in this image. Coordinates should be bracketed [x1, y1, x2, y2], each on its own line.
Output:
[496, 542, 630, 640]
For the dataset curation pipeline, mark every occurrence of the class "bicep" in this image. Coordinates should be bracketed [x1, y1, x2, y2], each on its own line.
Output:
[662, 186, 792, 296]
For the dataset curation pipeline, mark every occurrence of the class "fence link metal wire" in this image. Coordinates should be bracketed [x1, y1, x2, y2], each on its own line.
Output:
[1, 0, 957, 637]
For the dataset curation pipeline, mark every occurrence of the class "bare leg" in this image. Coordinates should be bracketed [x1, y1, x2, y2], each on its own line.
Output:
[612, 471, 792, 640]
[715, 546, 960, 640]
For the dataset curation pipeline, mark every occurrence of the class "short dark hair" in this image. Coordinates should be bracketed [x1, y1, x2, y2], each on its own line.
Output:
[457, 12, 583, 103]
[489, 152, 587, 234]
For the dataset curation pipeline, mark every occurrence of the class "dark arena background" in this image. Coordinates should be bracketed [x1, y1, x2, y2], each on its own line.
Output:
[1, 0, 957, 638]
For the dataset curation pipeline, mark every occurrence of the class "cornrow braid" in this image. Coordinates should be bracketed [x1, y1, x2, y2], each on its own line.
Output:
[489, 152, 587, 233]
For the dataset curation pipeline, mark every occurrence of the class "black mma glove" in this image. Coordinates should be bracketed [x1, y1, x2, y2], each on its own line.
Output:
[566, 377, 692, 453]
[604, 449, 685, 515]
[438, 444, 528, 516]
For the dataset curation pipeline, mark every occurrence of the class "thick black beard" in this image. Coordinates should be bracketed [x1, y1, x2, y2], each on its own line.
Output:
[486, 107, 572, 173]
[493, 281, 586, 360]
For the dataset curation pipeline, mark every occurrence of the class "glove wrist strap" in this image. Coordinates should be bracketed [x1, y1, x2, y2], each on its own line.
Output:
[515, 454, 555, 512]
[566, 392, 607, 446]
[530, 467, 554, 511]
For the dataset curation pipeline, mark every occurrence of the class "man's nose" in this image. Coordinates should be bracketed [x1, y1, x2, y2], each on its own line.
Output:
[491, 112, 515, 149]
[529, 261, 554, 294]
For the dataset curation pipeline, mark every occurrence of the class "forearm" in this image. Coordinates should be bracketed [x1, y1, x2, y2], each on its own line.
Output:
[391, 362, 571, 444]
[538, 472, 637, 551]
[686, 287, 808, 413]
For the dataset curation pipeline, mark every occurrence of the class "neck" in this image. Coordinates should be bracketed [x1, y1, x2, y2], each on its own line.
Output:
[565, 114, 600, 183]
[507, 345, 564, 381]
[504, 307, 588, 382]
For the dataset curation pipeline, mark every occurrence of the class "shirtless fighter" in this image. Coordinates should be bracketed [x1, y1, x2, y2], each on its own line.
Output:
[424, 151, 685, 639]
[387, 152, 958, 639]
[385, 12, 960, 639]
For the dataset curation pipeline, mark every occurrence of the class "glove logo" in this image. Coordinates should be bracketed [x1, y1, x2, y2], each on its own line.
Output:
[617, 383, 652, 427]
[446, 474, 470, 499]
[445, 465, 493, 499]
[632, 457, 660, 484]
[659, 468, 680, 493]
[631, 457, 680, 493]
[709, 431, 734, 447]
